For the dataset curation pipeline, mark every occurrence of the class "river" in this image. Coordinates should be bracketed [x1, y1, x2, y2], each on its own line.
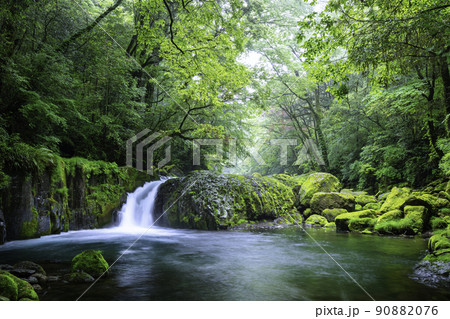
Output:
[0, 225, 448, 301]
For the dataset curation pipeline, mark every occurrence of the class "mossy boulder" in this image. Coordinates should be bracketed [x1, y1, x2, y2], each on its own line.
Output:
[324, 222, 336, 228]
[305, 214, 328, 227]
[379, 187, 412, 214]
[348, 218, 376, 232]
[335, 210, 377, 231]
[374, 218, 418, 235]
[355, 204, 363, 211]
[321, 208, 348, 222]
[0, 270, 38, 301]
[377, 210, 404, 223]
[310, 192, 355, 214]
[13, 261, 46, 276]
[424, 230, 450, 263]
[404, 193, 449, 213]
[0, 274, 18, 301]
[298, 173, 341, 207]
[403, 205, 430, 234]
[355, 194, 377, 206]
[363, 202, 381, 211]
[155, 171, 298, 230]
[71, 250, 109, 278]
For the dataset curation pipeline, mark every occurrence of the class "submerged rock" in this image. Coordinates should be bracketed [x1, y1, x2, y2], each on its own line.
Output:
[71, 250, 109, 278]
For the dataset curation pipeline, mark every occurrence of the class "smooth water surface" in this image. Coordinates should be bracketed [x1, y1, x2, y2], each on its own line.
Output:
[0, 226, 448, 301]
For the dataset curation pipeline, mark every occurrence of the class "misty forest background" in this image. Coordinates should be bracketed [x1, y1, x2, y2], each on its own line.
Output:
[1, 0, 449, 193]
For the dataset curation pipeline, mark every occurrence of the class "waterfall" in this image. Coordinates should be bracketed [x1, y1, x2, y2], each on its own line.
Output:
[118, 180, 164, 229]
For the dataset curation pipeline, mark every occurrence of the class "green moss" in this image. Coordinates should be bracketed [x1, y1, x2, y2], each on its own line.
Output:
[355, 194, 377, 206]
[71, 250, 109, 278]
[404, 205, 428, 233]
[321, 208, 347, 222]
[305, 214, 328, 227]
[298, 172, 341, 207]
[431, 216, 449, 230]
[324, 222, 336, 228]
[363, 202, 381, 211]
[377, 209, 404, 223]
[0, 274, 18, 301]
[348, 218, 376, 232]
[424, 232, 450, 263]
[374, 218, 417, 235]
[20, 208, 39, 239]
[310, 192, 355, 213]
[335, 210, 376, 231]
[379, 187, 411, 213]
[0, 271, 38, 301]
[355, 204, 363, 211]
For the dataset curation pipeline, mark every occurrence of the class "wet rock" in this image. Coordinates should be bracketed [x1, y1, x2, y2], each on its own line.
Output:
[71, 250, 109, 278]
[10, 269, 35, 277]
[0, 264, 13, 271]
[24, 276, 38, 285]
[32, 284, 43, 292]
[13, 261, 46, 276]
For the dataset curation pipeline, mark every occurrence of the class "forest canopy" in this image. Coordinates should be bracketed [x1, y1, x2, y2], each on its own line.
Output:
[0, 0, 449, 192]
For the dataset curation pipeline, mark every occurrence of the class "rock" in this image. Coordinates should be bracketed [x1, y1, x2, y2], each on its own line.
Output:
[379, 187, 412, 214]
[31, 273, 47, 285]
[10, 269, 35, 277]
[355, 194, 377, 206]
[64, 272, 95, 284]
[0, 273, 18, 301]
[13, 261, 46, 276]
[0, 264, 13, 271]
[303, 208, 312, 219]
[155, 171, 298, 230]
[0, 270, 38, 301]
[32, 284, 42, 292]
[413, 260, 450, 288]
[363, 202, 381, 211]
[24, 276, 38, 284]
[404, 205, 430, 234]
[377, 210, 404, 223]
[310, 192, 355, 213]
[335, 210, 377, 232]
[0, 296, 10, 301]
[377, 192, 390, 201]
[71, 250, 109, 278]
[305, 214, 328, 227]
[348, 218, 376, 232]
[47, 276, 59, 282]
[355, 204, 363, 211]
[405, 193, 449, 212]
[324, 222, 336, 228]
[321, 208, 348, 222]
[298, 173, 341, 207]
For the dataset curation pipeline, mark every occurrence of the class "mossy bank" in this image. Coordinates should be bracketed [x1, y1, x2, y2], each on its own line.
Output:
[0, 154, 151, 244]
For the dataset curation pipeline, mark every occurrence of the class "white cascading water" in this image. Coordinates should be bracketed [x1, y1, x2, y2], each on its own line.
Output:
[118, 180, 164, 229]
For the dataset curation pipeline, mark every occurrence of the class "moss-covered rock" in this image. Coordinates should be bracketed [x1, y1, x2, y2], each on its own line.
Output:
[363, 202, 381, 211]
[0, 270, 38, 301]
[13, 261, 46, 276]
[305, 214, 328, 227]
[374, 218, 418, 235]
[335, 210, 377, 231]
[379, 187, 412, 214]
[355, 204, 363, 211]
[403, 205, 430, 234]
[310, 192, 355, 214]
[424, 230, 450, 263]
[298, 173, 341, 207]
[355, 194, 377, 206]
[324, 222, 336, 228]
[377, 210, 404, 223]
[348, 218, 376, 232]
[155, 171, 298, 230]
[321, 208, 348, 222]
[0, 274, 18, 301]
[303, 208, 312, 219]
[71, 250, 109, 278]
